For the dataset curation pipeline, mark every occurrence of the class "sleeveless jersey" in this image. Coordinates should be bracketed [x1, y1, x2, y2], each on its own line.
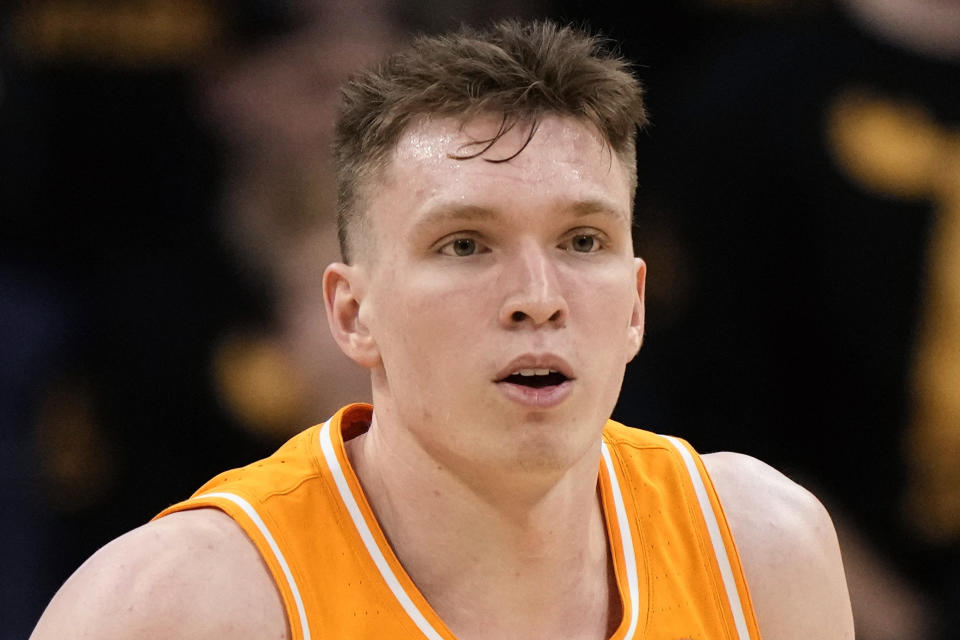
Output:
[156, 404, 762, 639]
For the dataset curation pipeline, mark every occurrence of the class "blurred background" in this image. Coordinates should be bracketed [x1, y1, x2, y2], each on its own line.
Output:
[2, 0, 958, 638]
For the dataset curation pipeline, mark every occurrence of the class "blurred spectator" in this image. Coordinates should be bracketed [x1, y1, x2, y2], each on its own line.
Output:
[198, 8, 402, 438]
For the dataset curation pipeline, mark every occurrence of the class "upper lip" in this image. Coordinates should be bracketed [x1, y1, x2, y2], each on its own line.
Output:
[494, 354, 575, 382]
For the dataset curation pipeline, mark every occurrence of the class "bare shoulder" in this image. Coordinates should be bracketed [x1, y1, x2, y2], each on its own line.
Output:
[30, 509, 288, 640]
[702, 452, 855, 640]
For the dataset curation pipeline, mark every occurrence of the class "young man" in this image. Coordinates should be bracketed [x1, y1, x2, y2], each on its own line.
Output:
[31, 20, 854, 640]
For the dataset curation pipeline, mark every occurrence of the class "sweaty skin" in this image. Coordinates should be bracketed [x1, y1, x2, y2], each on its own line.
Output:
[30, 115, 854, 640]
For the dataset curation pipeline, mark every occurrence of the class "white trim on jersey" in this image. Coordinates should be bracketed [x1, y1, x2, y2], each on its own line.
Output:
[319, 418, 447, 640]
[320, 417, 644, 640]
[600, 441, 641, 640]
[194, 491, 312, 640]
[662, 435, 751, 640]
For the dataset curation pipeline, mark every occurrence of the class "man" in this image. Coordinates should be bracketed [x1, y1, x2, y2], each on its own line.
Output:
[31, 20, 854, 639]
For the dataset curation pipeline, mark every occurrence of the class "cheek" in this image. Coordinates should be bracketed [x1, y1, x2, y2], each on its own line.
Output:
[578, 270, 637, 322]
[574, 272, 640, 356]
[371, 276, 490, 376]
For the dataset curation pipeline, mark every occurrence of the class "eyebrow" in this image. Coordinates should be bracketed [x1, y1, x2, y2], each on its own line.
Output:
[411, 198, 628, 237]
[566, 198, 629, 222]
[407, 204, 493, 240]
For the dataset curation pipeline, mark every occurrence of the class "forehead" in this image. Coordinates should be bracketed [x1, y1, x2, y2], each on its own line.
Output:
[367, 114, 631, 225]
[391, 114, 615, 176]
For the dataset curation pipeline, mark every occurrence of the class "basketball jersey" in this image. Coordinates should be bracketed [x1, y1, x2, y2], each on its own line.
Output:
[156, 403, 762, 639]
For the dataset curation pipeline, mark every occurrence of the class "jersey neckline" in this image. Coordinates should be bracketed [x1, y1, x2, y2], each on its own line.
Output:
[315, 403, 646, 640]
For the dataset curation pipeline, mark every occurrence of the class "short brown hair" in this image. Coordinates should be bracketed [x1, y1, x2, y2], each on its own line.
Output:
[332, 19, 648, 263]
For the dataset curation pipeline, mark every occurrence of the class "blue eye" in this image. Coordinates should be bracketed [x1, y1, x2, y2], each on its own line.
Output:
[453, 238, 477, 256]
[440, 237, 484, 256]
[569, 234, 600, 253]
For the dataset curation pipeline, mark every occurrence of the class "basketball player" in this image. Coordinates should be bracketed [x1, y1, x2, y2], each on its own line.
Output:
[31, 20, 854, 639]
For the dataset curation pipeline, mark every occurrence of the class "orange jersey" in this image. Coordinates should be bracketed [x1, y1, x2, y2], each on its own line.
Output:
[156, 404, 762, 639]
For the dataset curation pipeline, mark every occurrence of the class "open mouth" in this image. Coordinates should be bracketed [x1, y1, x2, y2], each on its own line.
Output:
[499, 369, 569, 389]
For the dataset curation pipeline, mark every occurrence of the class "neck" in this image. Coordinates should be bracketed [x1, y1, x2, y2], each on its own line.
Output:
[345, 411, 621, 640]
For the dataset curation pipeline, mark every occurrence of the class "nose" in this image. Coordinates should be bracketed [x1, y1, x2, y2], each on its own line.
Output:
[498, 243, 568, 328]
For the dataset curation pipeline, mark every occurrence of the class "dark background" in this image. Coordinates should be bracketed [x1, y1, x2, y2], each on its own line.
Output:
[3, 1, 958, 638]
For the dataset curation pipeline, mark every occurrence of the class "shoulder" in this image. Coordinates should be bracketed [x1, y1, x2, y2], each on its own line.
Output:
[702, 452, 855, 640]
[31, 509, 288, 640]
[701, 451, 827, 533]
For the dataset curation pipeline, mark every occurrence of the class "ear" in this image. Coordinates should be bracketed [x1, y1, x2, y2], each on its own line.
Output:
[625, 257, 646, 362]
[323, 262, 381, 369]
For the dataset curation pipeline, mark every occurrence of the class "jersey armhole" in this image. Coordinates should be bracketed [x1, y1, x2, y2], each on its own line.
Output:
[155, 493, 310, 640]
[661, 436, 763, 640]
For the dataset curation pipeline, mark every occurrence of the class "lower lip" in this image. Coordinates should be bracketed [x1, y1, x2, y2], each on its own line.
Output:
[496, 379, 573, 408]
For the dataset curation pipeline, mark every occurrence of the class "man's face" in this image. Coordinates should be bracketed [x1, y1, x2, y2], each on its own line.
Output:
[343, 114, 644, 474]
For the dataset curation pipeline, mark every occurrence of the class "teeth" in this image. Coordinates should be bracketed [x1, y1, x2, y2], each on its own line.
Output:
[511, 368, 557, 377]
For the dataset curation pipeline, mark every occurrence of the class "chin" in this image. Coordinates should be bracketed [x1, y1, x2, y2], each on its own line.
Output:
[505, 416, 600, 473]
